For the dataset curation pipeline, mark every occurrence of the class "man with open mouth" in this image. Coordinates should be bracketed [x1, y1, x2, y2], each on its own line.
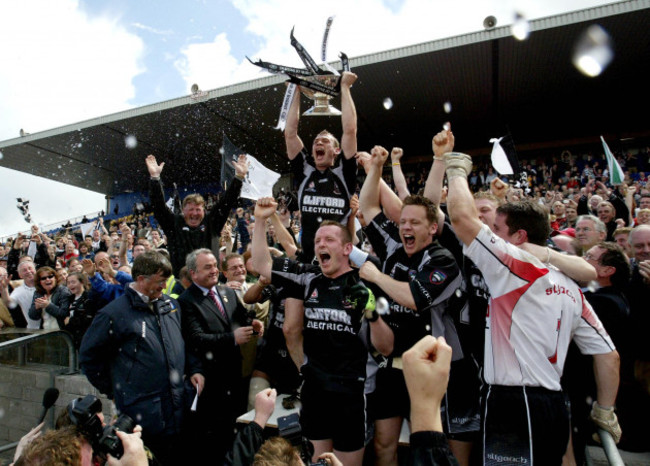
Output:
[252, 196, 393, 466]
[358, 145, 475, 466]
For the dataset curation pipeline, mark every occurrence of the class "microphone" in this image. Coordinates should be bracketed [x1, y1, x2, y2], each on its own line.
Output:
[37, 387, 60, 424]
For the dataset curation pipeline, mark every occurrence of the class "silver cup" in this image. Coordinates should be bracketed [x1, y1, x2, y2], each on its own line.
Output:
[300, 75, 341, 116]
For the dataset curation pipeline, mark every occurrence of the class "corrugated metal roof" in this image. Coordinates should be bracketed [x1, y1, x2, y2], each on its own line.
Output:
[1, 0, 649, 195]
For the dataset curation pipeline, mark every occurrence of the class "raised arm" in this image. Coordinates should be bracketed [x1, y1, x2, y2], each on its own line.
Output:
[269, 212, 298, 259]
[251, 198, 278, 280]
[118, 224, 130, 266]
[424, 128, 454, 231]
[424, 128, 453, 204]
[146, 155, 175, 231]
[358, 151, 404, 224]
[339, 71, 358, 159]
[347, 194, 360, 246]
[624, 184, 636, 226]
[390, 148, 410, 200]
[284, 88, 305, 160]
[359, 148, 388, 225]
[445, 153, 482, 246]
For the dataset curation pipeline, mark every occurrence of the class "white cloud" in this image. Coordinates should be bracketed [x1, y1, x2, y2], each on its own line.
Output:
[0, 0, 145, 141]
[0, 0, 144, 237]
[175, 32, 253, 92]
[175, 0, 620, 91]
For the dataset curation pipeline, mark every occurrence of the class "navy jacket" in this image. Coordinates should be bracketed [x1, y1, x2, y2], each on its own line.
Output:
[80, 286, 202, 437]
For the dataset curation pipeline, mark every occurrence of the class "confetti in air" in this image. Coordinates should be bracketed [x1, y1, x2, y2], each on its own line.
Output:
[573, 25, 613, 77]
[125, 135, 138, 149]
[511, 12, 530, 41]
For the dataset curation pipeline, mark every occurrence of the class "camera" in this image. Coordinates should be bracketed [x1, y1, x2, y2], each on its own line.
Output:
[277, 413, 325, 465]
[68, 395, 135, 459]
[245, 310, 259, 336]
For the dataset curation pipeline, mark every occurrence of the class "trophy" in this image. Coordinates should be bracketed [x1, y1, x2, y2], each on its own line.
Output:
[247, 18, 350, 121]
[299, 74, 341, 116]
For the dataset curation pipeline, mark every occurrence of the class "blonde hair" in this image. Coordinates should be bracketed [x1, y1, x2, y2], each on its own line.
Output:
[253, 437, 303, 466]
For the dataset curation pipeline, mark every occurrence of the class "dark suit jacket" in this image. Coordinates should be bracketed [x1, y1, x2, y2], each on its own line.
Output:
[178, 283, 247, 395]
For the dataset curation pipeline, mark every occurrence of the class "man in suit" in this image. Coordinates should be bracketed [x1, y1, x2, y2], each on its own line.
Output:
[178, 248, 264, 463]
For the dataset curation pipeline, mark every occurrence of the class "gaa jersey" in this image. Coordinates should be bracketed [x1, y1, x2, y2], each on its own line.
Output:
[292, 149, 357, 262]
[464, 224, 615, 390]
[271, 257, 369, 393]
[364, 212, 467, 360]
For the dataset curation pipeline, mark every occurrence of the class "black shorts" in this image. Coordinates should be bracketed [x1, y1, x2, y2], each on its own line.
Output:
[482, 385, 569, 465]
[368, 359, 481, 440]
[367, 368, 410, 421]
[300, 380, 367, 452]
[441, 357, 481, 439]
[254, 343, 302, 394]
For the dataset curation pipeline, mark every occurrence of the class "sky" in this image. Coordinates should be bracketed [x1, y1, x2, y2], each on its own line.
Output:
[0, 0, 619, 237]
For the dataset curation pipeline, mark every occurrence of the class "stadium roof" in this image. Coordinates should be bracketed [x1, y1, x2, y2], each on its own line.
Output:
[1, 0, 649, 195]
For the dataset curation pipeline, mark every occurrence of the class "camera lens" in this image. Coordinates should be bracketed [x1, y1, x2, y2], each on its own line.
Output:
[112, 414, 136, 434]
[98, 414, 135, 459]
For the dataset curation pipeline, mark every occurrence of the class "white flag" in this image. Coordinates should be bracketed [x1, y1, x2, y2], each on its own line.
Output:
[79, 221, 98, 239]
[489, 137, 514, 175]
[239, 155, 281, 200]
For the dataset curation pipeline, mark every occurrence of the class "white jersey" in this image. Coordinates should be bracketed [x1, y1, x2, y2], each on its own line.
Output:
[10, 284, 39, 329]
[464, 225, 614, 390]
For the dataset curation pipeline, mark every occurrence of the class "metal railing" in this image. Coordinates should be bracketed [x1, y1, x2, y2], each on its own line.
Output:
[593, 428, 625, 466]
[0, 328, 77, 372]
[0, 329, 77, 456]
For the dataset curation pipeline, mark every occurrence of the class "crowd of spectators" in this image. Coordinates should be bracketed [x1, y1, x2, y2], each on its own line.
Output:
[2, 129, 650, 465]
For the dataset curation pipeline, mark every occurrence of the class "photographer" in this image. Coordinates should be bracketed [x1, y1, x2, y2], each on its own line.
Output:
[12, 426, 148, 466]
[226, 388, 343, 466]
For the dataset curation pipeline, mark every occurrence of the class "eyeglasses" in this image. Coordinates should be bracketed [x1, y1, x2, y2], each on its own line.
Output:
[583, 252, 602, 262]
[110, 255, 120, 260]
[227, 264, 246, 271]
[39, 275, 55, 281]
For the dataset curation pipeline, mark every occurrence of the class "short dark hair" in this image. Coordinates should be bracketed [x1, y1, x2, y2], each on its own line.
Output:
[402, 195, 438, 225]
[497, 200, 550, 246]
[67, 272, 90, 292]
[315, 130, 340, 148]
[131, 251, 172, 280]
[596, 242, 631, 287]
[179, 266, 191, 281]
